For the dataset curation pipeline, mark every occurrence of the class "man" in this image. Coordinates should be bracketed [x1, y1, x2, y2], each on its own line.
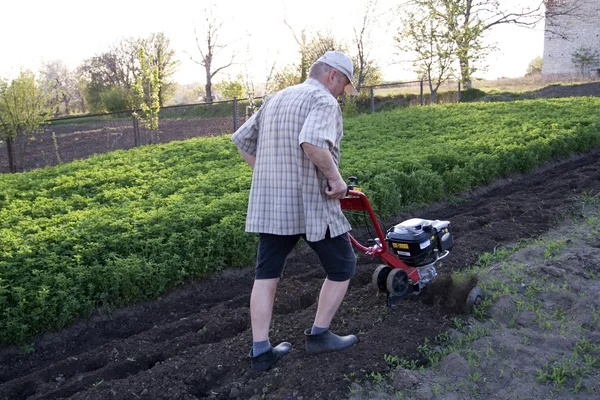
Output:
[231, 51, 359, 372]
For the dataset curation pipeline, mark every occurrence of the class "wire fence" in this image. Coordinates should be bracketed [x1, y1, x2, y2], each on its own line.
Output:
[0, 80, 461, 173]
[355, 79, 461, 113]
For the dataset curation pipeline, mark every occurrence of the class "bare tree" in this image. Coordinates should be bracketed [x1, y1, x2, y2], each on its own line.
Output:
[353, 0, 383, 90]
[39, 60, 84, 116]
[283, 19, 351, 87]
[401, 0, 588, 89]
[191, 7, 234, 104]
[396, 3, 456, 103]
[283, 19, 311, 83]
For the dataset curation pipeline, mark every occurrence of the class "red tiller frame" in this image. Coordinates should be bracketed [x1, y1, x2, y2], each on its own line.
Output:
[340, 190, 420, 283]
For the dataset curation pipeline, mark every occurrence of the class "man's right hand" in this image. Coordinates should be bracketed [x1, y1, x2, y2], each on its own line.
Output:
[326, 178, 348, 199]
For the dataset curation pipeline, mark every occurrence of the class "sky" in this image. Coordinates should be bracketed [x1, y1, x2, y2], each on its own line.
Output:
[1, 0, 546, 85]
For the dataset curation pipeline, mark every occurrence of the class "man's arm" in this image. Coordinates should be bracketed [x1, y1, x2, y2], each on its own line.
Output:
[238, 148, 256, 169]
[300, 142, 347, 199]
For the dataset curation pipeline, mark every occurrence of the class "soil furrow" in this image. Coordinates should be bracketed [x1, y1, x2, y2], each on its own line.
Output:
[0, 149, 599, 399]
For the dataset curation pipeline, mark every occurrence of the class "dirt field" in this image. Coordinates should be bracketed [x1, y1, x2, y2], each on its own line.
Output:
[0, 116, 238, 173]
[1, 143, 599, 399]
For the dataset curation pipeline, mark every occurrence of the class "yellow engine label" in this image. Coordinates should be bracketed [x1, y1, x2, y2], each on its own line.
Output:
[392, 242, 409, 249]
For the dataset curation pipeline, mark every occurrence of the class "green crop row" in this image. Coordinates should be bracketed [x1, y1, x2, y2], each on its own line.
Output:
[0, 97, 599, 344]
[342, 98, 600, 215]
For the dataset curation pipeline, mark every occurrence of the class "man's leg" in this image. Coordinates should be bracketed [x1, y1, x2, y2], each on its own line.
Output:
[312, 278, 350, 329]
[250, 277, 279, 342]
[248, 233, 299, 371]
[304, 231, 358, 353]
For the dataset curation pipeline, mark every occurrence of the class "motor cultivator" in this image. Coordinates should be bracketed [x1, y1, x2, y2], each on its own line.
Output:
[340, 177, 484, 309]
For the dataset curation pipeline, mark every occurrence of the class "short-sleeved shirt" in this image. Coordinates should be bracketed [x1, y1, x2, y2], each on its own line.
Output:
[231, 78, 351, 242]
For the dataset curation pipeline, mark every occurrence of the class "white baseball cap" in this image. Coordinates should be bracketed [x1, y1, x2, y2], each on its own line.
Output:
[316, 51, 359, 95]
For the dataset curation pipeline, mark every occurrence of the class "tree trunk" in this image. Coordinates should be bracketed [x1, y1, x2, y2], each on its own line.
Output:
[6, 137, 16, 173]
[430, 90, 438, 104]
[459, 57, 473, 89]
[63, 93, 71, 115]
[299, 53, 308, 83]
[205, 67, 213, 103]
[205, 82, 213, 104]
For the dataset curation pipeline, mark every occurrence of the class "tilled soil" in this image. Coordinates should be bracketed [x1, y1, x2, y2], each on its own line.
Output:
[350, 199, 600, 399]
[0, 116, 240, 173]
[1, 147, 600, 400]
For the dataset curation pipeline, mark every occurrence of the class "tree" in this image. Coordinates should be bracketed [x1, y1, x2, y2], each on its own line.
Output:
[266, 65, 301, 94]
[283, 21, 348, 83]
[283, 20, 382, 93]
[141, 32, 179, 107]
[191, 7, 235, 104]
[0, 71, 48, 172]
[166, 83, 205, 105]
[214, 75, 245, 100]
[401, 0, 587, 89]
[133, 48, 161, 130]
[39, 60, 84, 116]
[79, 37, 140, 112]
[526, 56, 543, 76]
[396, 4, 456, 103]
[571, 46, 600, 77]
[353, 0, 384, 91]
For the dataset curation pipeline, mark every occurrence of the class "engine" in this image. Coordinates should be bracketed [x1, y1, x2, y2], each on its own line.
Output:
[386, 218, 453, 268]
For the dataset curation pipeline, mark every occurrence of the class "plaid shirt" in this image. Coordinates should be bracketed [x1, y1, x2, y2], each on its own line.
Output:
[231, 79, 351, 242]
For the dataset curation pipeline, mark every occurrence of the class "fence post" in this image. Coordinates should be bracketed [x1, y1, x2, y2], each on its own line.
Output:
[132, 114, 139, 147]
[233, 98, 239, 132]
[420, 80, 424, 106]
[370, 86, 375, 113]
[457, 81, 462, 103]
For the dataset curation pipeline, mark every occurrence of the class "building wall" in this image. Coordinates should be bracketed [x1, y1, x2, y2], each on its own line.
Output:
[542, 0, 600, 76]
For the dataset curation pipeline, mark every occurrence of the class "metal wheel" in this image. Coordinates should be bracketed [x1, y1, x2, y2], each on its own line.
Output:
[466, 286, 485, 312]
[372, 265, 392, 293]
[386, 268, 410, 297]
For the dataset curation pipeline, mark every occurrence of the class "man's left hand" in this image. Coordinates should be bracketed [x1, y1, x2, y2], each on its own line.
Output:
[326, 178, 347, 199]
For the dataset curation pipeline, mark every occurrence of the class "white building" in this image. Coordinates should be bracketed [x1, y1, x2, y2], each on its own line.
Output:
[542, 0, 600, 76]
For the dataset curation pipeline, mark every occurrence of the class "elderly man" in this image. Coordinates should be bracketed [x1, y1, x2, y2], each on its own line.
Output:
[231, 51, 359, 372]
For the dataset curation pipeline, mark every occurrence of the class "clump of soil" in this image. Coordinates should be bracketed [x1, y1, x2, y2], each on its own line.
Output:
[421, 274, 479, 314]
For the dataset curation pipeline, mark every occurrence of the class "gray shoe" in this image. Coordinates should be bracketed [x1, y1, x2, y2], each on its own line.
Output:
[304, 329, 358, 354]
[249, 342, 292, 371]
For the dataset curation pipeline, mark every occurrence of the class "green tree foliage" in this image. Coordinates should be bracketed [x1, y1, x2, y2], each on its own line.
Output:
[166, 82, 205, 105]
[571, 46, 600, 77]
[213, 75, 245, 100]
[80, 37, 140, 112]
[79, 33, 178, 112]
[99, 86, 135, 113]
[395, 3, 456, 103]
[0, 70, 49, 172]
[140, 32, 179, 107]
[526, 56, 543, 76]
[266, 65, 301, 94]
[134, 48, 161, 130]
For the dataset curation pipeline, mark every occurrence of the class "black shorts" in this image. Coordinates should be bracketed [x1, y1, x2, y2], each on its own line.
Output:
[255, 230, 356, 282]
